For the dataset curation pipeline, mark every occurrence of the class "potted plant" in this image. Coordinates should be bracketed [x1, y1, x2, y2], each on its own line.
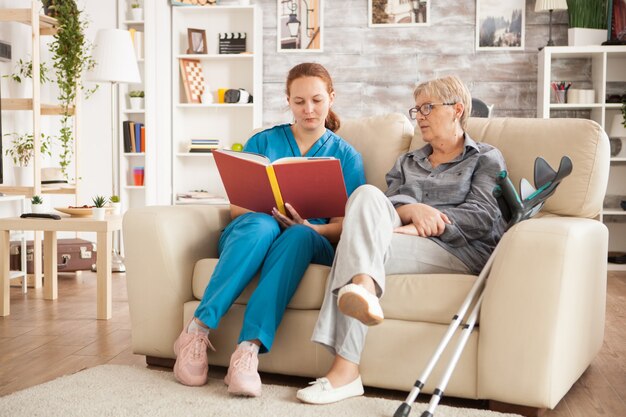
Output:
[41, 0, 58, 17]
[48, 0, 96, 180]
[3, 58, 51, 98]
[31, 195, 44, 214]
[130, 2, 143, 21]
[566, 0, 609, 46]
[92, 195, 107, 220]
[109, 195, 121, 215]
[129, 90, 145, 110]
[3, 132, 53, 186]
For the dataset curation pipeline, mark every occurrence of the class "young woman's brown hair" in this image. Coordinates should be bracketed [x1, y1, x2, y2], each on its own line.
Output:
[286, 63, 340, 132]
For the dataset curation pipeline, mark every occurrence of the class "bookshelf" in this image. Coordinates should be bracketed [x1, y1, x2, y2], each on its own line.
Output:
[537, 46, 626, 270]
[171, 4, 262, 205]
[0, 2, 80, 198]
[117, 0, 157, 213]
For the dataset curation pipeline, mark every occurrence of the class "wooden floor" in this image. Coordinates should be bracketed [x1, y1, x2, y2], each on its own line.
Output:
[1, 271, 625, 417]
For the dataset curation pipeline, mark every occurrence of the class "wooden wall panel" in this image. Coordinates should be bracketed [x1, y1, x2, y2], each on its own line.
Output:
[255, 0, 573, 126]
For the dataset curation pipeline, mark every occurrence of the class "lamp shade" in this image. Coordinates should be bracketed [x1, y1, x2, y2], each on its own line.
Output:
[535, 0, 568, 12]
[87, 29, 141, 84]
[609, 114, 626, 138]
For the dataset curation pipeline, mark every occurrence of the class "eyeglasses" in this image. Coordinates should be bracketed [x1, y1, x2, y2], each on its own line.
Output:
[408, 102, 455, 119]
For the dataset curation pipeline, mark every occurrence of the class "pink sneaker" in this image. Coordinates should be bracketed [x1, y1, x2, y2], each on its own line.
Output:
[224, 344, 262, 397]
[173, 319, 215, 386]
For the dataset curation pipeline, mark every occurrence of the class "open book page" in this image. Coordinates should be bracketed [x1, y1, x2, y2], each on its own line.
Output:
[215, 149, 271, 165]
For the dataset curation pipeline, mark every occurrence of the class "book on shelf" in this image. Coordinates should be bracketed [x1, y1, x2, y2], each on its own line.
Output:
[129, 28, 144, 60]
[212, 149, 348, 219]
[189, 138, 219, 153]
[122, 121, 145, 153]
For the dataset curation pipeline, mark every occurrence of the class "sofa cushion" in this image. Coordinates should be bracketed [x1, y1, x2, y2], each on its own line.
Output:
[337, 113, 414, 191]
[192, 259, 477, 325]
[410, 117, 609, 219]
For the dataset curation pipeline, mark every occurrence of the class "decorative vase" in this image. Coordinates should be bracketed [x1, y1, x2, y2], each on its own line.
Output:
[131, 8, 143, 21]
[13, 167, 33, 187]
[567, 28, 608, 46]
[92, 207, 106, 220]
[31, 203, 44, 214]
[129, 97, 144, 110]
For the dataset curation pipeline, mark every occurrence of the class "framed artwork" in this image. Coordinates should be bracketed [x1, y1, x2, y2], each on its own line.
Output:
[187, 28, 207, 54]
[179, 58, 205, 104]
[476, 0, 525, 51]
[277, 0, 323, 52]
[369, 0, 430, 27]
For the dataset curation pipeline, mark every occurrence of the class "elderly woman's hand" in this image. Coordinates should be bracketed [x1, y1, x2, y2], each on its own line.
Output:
[395, 203, 451, 237]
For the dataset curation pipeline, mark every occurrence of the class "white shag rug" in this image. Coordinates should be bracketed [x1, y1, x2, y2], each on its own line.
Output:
[0, 365, 523, 417]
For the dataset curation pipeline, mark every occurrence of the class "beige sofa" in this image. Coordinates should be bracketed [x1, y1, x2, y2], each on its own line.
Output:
[124, 114, 609, 413]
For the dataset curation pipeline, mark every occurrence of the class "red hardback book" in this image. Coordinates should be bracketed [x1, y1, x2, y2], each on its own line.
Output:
[213, 149, 348, 219]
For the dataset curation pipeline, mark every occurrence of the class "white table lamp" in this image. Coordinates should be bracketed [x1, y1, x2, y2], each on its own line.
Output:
[535, 0, 568, 49]
[87, 29, 141, 272]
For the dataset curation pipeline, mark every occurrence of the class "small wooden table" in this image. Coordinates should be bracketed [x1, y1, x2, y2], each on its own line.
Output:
[0, 215, 122, 320]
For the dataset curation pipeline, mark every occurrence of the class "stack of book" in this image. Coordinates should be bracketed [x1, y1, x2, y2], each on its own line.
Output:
[189, 139, 219, 153]
[129, 28, 144, 60]
[123, 121, 145, 153]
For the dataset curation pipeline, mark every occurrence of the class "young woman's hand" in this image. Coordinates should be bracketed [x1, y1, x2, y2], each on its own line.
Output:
[272, 203, 313, 229]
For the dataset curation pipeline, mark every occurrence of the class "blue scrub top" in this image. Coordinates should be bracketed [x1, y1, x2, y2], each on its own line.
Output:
[244, 124, 366, 224]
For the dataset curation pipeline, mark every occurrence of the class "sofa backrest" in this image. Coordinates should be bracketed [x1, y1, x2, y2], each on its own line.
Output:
[336, 113, 414, 190]
[338, 114, 609, 219]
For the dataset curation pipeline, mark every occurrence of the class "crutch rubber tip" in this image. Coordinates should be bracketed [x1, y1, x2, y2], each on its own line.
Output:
[393, 403, 412, 417]
[420, 412, 434, 417]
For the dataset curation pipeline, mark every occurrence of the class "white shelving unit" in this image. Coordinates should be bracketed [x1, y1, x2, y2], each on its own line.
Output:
[171, 5, 262, 205]
[538, 46, 626, 270]
[117, 0, 157, 213]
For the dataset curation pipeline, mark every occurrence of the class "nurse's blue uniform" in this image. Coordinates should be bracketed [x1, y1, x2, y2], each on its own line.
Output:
[194, 124, 366, 353]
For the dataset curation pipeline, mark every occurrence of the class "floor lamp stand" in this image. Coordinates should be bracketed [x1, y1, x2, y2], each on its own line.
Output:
[93, 82, 126, 273]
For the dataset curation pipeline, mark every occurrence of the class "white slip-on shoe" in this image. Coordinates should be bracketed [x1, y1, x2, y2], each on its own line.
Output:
[296, 376, 364, 404]
[337, 283, 384, 326]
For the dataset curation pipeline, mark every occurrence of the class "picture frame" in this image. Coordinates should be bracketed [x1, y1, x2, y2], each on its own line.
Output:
[187, 28, 207, 54]
[476, 0, 525, 51]
[607, 0, 626, 44]
[277, 0, 323, 53]
[368, 0, 430, 27]
[179, 58, 205, 104]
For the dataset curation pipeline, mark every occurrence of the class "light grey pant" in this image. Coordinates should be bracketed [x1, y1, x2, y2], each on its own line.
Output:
[311, 185, 470, 364]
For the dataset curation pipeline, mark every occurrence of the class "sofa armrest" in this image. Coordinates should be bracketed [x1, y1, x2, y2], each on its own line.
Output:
[123, 204, 230, 358]
[478, 217, 608, 408]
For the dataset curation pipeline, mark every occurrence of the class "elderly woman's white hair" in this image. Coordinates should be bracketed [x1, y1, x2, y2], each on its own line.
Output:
[413, 75, 472, 129]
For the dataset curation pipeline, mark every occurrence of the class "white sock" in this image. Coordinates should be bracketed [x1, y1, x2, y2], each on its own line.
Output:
[188, 319, 209, 335]
[239, 341, 260, 354]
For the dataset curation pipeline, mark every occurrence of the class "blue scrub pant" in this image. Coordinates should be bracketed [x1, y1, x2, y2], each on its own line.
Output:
[194, 212, 335, 353]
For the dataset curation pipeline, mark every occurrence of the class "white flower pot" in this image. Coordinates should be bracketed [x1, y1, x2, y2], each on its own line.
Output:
[131, 8, 143, 21]
[129, 97, 144, 110]
[110, 202, 121, 216]
[92, 207, 106, 221]
[31, 204, 44, 214]
[568, 28, 608, 46]
[13, 166, 33, 187]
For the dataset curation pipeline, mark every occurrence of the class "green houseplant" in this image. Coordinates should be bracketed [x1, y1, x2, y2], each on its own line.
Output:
[92, 195, 107, 220]
[47, 0, 96, 179]
[3, 58, 51, 84]
[31, 195, 45, 213]
[129, 90, 145, 110]
[130, 2, 143, 21]
[109, 195, 121, 215]
[566, 0, 609, 46]
[4, 132, 53, 186]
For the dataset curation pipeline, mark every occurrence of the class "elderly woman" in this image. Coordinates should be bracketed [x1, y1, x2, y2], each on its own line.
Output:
[296, 75, 507, 405]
